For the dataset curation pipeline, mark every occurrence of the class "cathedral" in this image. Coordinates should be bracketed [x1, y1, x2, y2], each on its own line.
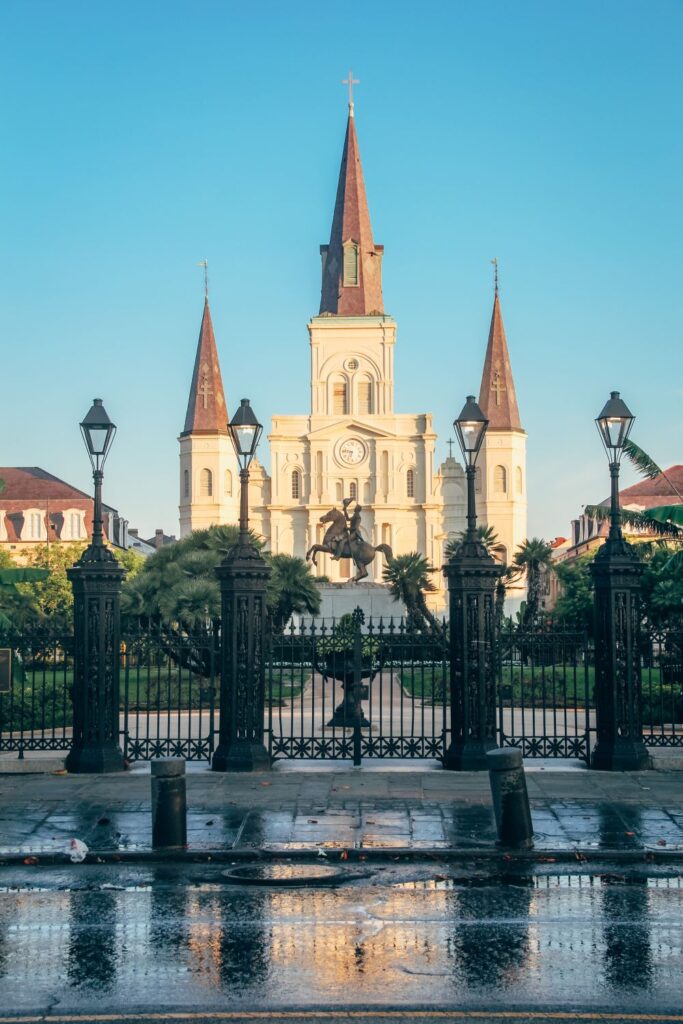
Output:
[178, 97, 527, 607]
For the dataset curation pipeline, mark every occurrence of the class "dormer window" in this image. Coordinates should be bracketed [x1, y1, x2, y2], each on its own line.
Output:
[343, 242, 359, 286]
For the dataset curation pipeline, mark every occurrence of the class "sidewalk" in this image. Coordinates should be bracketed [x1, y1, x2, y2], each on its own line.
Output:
[1, 760, 683, 862]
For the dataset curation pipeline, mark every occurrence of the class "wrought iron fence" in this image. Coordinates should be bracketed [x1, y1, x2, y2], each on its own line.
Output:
[120, 629, 218, 762]
[267, 617, 449, 764]
[1, 619, 680, 763]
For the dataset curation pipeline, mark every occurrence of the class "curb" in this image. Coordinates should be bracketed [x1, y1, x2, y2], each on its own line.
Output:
[2, 845, 683, 867]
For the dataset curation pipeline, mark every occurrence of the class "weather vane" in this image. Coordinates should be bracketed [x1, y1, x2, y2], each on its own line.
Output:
[342, 70, 360, 110]
[491, 257, 499, 294]
[197, 259, 209, 299]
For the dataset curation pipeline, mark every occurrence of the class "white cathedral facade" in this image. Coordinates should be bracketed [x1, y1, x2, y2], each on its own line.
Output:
[179, 100, 527, 608]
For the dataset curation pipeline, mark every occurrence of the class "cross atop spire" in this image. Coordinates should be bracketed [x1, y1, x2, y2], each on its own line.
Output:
[181, 298, 229, 436]
[319, 102, 384, 316]
[197, 259, 209, 299]
[491, 257, 499, 295]
[342, 70, 359, 114]
[478, 283, 523, 431]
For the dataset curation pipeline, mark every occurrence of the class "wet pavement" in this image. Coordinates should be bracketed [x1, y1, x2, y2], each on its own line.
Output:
[0, 861, 681, 1016]
[1, 764, 683, 858]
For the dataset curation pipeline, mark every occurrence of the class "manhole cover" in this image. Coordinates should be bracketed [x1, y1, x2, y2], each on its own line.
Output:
[221, 863, 345, 886]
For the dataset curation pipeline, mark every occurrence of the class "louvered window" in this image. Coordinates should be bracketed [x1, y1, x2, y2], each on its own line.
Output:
[494, 465, 507, 494]
[200, 468, 213, 497]
[343, 244, 359, 286]
[349, 482, 357, 501]
[291, 470, 301, 499]
[333, 383, 348, 415]
[358, 381, 372, 414]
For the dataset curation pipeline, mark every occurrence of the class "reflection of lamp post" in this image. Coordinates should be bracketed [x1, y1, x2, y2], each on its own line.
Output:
[443, 396, 501, 771]
[591, 392, 649, 771]
[65, 399, 126, 773]
[212, 399, 272, 772]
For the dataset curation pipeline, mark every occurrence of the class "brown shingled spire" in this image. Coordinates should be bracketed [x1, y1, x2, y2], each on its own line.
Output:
[182, 299, 228, 435]
[319, 107, 384, 316]
[478, 288, 522, 431]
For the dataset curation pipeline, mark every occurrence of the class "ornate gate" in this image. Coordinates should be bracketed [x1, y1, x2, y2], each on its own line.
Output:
[267, 612, 449, 764]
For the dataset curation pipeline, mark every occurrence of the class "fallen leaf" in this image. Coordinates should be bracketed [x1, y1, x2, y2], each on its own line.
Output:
[656, 839, 667, 846]
[625, 831, 635, 837]
[340, 850, 349, 861]
[23, 856, 38, 865]
[52, 769, 67, 775]
[308, 819, 318, 824]
[260, 781, 271, 787]
[205, 820, 214, 826]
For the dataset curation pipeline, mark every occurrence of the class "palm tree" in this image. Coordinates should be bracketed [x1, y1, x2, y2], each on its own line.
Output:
[267, 553, 321, 632]
[509, 538, 554, 625]
[444, 525, 504, 561]
[382, 552, 441, 631]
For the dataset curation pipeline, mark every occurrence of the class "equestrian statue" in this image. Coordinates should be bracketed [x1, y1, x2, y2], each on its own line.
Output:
[306, 498, 394, 583]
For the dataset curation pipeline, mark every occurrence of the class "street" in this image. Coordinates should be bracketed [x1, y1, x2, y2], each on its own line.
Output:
[0, 861, 681, 1020]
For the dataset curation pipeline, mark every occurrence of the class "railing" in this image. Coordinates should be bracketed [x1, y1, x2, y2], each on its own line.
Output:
[1, 621, 680, 762]
[268, 618, 449, 762]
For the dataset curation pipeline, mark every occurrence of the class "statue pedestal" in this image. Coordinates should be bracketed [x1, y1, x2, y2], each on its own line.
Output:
[298, 582, 405, 624]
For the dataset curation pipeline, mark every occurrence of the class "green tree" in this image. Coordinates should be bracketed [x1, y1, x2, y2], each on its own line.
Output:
[267, 553, 321, 632]
[509, 538, 554, 626]
[122, 525, 321, 635]
[638, 544, 683, 628]
[444, 525, 504, 561]
[553, 555, 595, 633]
[382, 552, 441, 631]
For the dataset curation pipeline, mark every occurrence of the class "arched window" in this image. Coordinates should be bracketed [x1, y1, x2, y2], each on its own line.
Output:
[357, 379, 373, 414]
[200, 468, 213, 497]
[493, 465, 507, 494]
[333, 380, 348, 415]
[343, 242, 359, 286]
[515, 466, 523, 494]
[225, 470, 233, 496]
[349, 481, 357, 501]
[66, 511, 82, 540]
[335, 480, 343, 501]
[291, 469, 301, 499]
[183, 469, 189, 498]
[406, 469, 415, 498]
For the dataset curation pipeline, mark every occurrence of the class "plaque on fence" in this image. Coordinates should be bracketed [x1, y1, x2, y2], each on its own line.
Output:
[0, 649, 10, 692]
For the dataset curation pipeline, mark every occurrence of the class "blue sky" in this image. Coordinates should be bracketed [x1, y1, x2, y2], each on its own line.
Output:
[1, 0, 681, 541]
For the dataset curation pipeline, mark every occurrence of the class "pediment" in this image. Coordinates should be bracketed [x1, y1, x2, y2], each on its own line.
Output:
[307, 418, 396, 441]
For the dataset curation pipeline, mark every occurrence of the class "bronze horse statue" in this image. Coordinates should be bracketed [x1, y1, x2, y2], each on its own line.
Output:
[306, 504, 394, 583]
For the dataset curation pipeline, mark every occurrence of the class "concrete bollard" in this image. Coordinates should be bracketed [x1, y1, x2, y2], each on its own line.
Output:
[486, 747, 534, 849]
[151, 758, 187, 849]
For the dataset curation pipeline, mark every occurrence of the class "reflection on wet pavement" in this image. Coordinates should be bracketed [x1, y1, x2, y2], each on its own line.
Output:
[0, 866, 681, 1013]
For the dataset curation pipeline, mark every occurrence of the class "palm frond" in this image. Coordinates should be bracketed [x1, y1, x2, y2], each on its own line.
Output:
[623, 439, 662, 480]
[623, 440, 682, 499]
[585, 503, 682, 538]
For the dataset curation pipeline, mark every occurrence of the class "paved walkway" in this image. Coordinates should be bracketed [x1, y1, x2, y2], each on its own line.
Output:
[1, 762, 683, 859]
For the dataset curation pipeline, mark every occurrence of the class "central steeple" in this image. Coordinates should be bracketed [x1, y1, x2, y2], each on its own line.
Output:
[319, 102, 384, 316]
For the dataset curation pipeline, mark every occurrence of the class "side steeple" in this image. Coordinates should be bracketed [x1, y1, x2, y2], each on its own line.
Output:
[319, 102, 384, 316]
[182, 298, 228, 435]
[478, 283, 522, 431]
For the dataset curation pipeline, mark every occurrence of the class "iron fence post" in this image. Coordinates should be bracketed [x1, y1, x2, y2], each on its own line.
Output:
[65, 552, 126, 773]
[211, 538, 272, 773]
[443, 537, 501, 771]
[353, 611, 363, 766]
[590, 535, 649, 771]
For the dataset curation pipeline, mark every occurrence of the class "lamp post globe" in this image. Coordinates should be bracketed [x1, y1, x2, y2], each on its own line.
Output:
[212, 397, 272, 773]
[65, 398, 126, 774]
[443, 394, 502, 771]
[590, 391, 649, 771]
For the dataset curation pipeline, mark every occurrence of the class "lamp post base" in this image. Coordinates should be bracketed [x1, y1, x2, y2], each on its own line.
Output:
[212, 739, 271, 773]
[591, 738, 650, 772]
[65, 743, 126, 774]
[443, 737, 498, 772]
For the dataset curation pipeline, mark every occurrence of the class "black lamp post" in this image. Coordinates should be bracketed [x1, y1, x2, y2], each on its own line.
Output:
[65, 399, 126, 774]
[212, 399, 272, 772]
[590, 391, 649, 771]
[443, 395, 502, 771]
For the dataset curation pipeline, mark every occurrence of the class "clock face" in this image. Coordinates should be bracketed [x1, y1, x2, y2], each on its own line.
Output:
[339, 438, 366, 465]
